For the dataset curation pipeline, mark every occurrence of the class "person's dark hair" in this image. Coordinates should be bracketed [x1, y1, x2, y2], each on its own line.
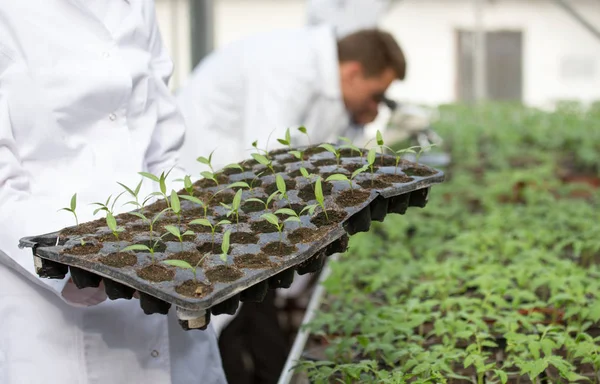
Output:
[337, 29, 406, 80]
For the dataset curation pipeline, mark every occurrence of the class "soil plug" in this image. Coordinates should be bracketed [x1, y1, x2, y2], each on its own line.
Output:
[58, 193, 79, 227]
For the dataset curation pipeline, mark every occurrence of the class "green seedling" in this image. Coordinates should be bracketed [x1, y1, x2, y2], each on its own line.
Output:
[170, 189, 182, 226]
[245, 190, 280, 211]
[319, 143, 342, 166]
[220, 229, 231, 263]
[80, 238, 86, 246]
[261, 212, 299, 248]
[251, 140, 268, 156]
[288, 149, 305, 164]
[59, 193, 79, 227]
[298, 126, 311, 145]
[164, 224, 194, 251]
[339, 136, 364, 158]
[118, 179, 144, 209]
[173, 175, 194, 197]
[367, 147, 377, 186]
[105, 212, 125, 240]
[277, 128, 293, 149]
[251, 152, 276, 174]
[276, 174, 291, 206]
[249, 171, 264, 191]
[162, 258, 206, 283]
[415, 144, 436, 164]
[326, 165, 368, 193]
[220, 189, 243, 224]
[300, 167, 318, 191]
[189, 218, 231, 252]
[376, 130, 386, 164]
[126, 208, 171, 263]
[91, 192, 125, 217]
[197, 149, 221, 186]
[221, 163, 245, 175]
[314, 177, 328, 222]
[121, 238, 163, 264]
[139, 168, 173, 208]
[383, 145, 419, 175]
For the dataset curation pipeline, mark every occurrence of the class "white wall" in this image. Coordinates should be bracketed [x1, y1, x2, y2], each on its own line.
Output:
[155, 0, 600, 106]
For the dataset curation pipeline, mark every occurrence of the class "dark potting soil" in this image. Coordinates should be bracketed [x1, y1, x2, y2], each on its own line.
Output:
[298, 182, 333, 201]
[182, 207, 210, 220]
[99, 252, 138, 268]
[256, 164, 285, 174]
[287, 167, 315, 178]
[303, 146, 327, 156]
[267, 148, 289, 156]
[376, 156, 400, 167]
[59, 219, 104, 239]
[287, 227, 322, 243]
[175, 280, 213, 298]
[241, 200, 270, 213]
[166, 250, 205, 267]
[96, 230, 136, 242]
[310, 210, 348, 228]
[234, 253, 275, 269]
[205, 265, 244, 283]
[62, 242, 103, 255]
[196, 242, 225, 254]
[359, 179, 393, 190]
[378, 174, 414, 184]
[339, 147, 362, 158]
[214, 214, 249, 224]
[209, 192, 235, 206]
[403, 166, 437, 177]
[278, 156, 298, 165]
[115, 213, 139, 225]
[238, 177, 263, 188]
[229, 232, 259, 244]
[250, 220, 279, 233]
[261, 242, 297, 256]
[343, 163, 377, 174]
[219, 166, 243, 176]
[264, 179, 297, 195]
[144, 200, 169, 214]
[194, 174, 229, 189]
[335, 189, 371, 208]
[312, 158, 338, 167]
[137, 264, 174, 282]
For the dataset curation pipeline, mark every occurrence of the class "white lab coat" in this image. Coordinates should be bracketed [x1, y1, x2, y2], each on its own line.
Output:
[176, 26, 351, 334]
[0, 1, 225, 383]
[176, 25, 350, 174]
[306, 0, 392, 37]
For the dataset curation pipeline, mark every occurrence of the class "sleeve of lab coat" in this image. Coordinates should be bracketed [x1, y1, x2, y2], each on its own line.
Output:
[0, 76, 80, 296]
[242, 69, 316, 150]
[141, 1, 187, 183]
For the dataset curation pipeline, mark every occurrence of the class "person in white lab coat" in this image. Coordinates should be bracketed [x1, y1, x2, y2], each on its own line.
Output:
[0, 1, 226, 383]
[176, 26, 406, 384]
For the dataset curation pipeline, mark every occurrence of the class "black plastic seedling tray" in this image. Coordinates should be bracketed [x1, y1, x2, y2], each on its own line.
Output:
[20, 145, 444, 330]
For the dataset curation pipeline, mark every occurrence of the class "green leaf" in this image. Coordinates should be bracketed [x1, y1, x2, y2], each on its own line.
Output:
[276, 174, 286, 194]
[217, 220, 231, 226]
[171, 190, 181, 214]
[227, 181, 250, 190]
[134, 179, 143, 196]
[464, 354, 475, 369]
[367, 148, 376, 166]
[251, 140, 258, 148]
[221, 230, 231, 258]
[208, 149, 215, 164]
[245, 197, 265, 205]
[69, 193, 77, 211]
[261, 213, 280, 227]
[200, 171, 215, 181]
[298, 126, 307, 134]
[164, 225, 181, 238]
[189, 218, 212, 227]
[326, 174, 349, 183]
[223, 163, 244, 171]
[182, 230, 194, 237]
[540, 338, 555, 357]
[251, 153, 270, 166]
[412, 362, 429, 375]
[163, 259, 193, 270]
[300, 204, 317, 215]
[152, 207, 172, 225]
[339, 136, 351, 144]
[117, 182, 136, 198]
[122, 244, 151, 252]
[232, 189, 243, 210]
[129, 212, 148, 222]
[315, 177, 324, 204]
[528, 341, 541, 360]
[277, 138, 289, 146]
[266, 191, 279, 206]
[351, 165, 369, 179]
[284, 217, 301, 223]
[300, 168, 310, 178]
[376, 130, 384, 146]
[179, 195, 205, 207]
[139, 172, 159, 182]
[159, 174, 167, 195]
[197, 156, 210, 165]
[494, 369, 508, 384]
[275, 208, 297, 217]
[184, 175, 193, 190]
[285, 127, 291, 144]
[106, 212, 117, 232]
[289, 150, 302, 160]
[318, 143, 337, 155]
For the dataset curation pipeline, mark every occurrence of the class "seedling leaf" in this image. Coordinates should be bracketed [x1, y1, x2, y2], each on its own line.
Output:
[261, 213, 280, 226]
[163, 259, 193, 270]
[139, 172, 159, 182]
[251, 153, 270, 166]
[326, 174, 349, 183]
[170, 190, 181, 214]
[189, 218, 211, 227]
[275, 208, 297, 217]
[227, 181, 250, 190]
[122, 244, 151, 252]
[164, 225, 181, 238]
[276, 174, 286, 194]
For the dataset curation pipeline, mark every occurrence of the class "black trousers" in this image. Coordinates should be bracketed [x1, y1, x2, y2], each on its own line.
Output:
[218, 290, 289, 384]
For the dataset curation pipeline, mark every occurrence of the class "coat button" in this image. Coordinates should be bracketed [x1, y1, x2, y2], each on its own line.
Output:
[151, 350, 159, 358]
[109, 113, 116, 121]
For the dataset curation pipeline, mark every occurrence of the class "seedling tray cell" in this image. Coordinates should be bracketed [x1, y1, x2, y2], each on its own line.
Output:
[19, 145, 444, 329]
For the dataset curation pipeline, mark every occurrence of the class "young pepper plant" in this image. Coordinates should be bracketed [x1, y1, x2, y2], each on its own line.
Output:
[118, 179, 144, 210]
[220, 189, 243, 224]
[245, 190, 280, 211]
[139, 168, 173, 208]
[124, 208, 172, 263]
[59, 193, 79, 227]
[220, 229, 231, 263]
[319, 143, 342, 166]
[314, 177, 328, 222]
[367, 148, 377, 186]
[162, 258, 206, 283]
[164, 225, 194, 252]
[260, 211, 299, 248]
[339, 136, 364, 158]
[188, 218, 231, 252]
[325, 165, 368, 193]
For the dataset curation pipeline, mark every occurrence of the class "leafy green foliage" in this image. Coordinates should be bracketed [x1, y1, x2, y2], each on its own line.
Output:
[59, 193, 79, 227]
[319, 143, 342, 166]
